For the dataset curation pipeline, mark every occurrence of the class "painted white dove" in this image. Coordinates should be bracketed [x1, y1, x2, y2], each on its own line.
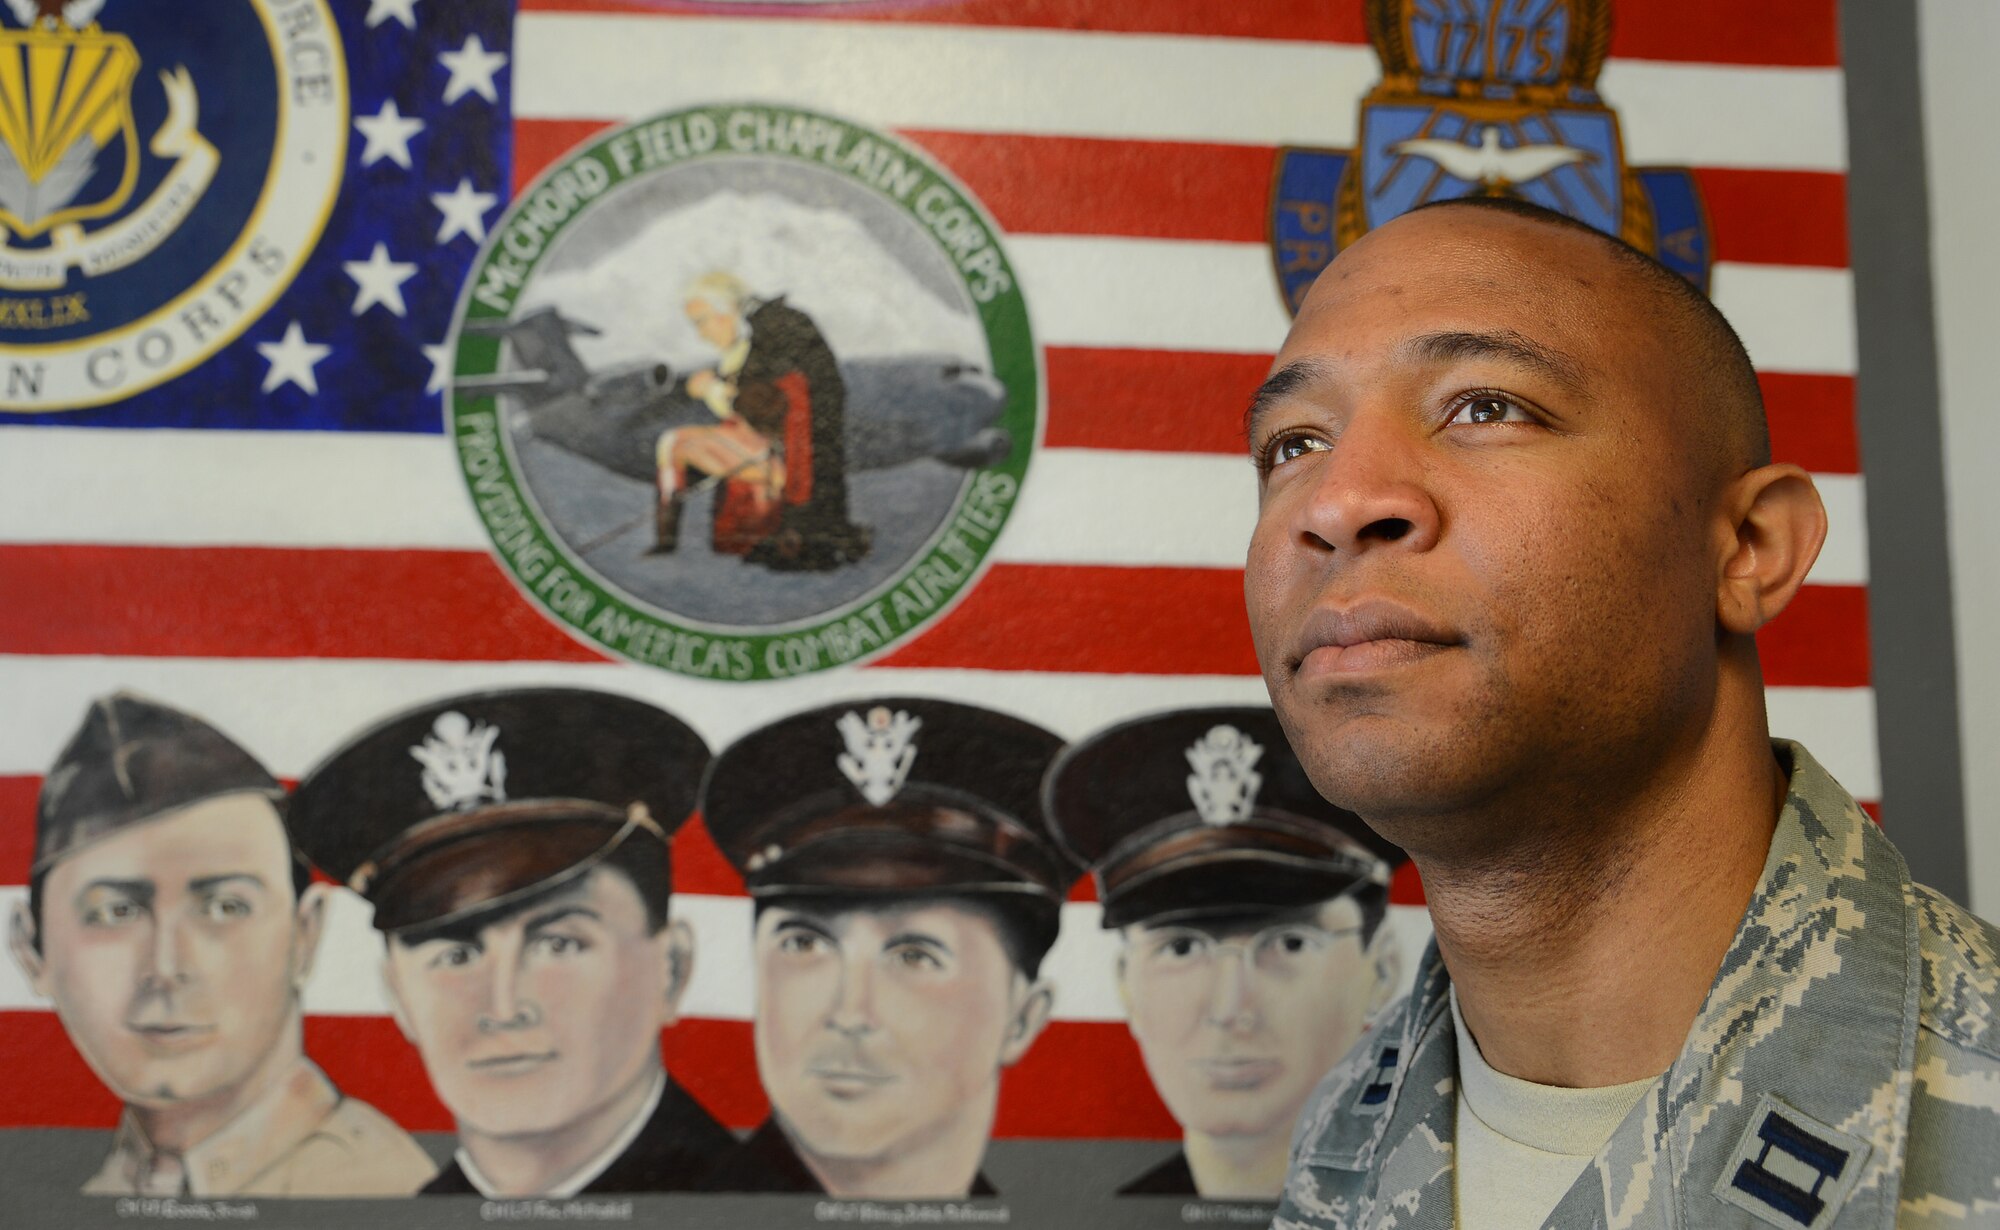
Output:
[1391, 125, 1589, 187]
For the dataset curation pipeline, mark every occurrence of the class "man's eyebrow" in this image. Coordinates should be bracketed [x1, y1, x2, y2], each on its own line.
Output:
[188, 873, 268, 894]
[77, 879, 153, 905]
[523, 905, 601, 934]
[1401, 329, 1589, 393]
[1244, 358, 1338, 442]
[771, 916, 836, 939]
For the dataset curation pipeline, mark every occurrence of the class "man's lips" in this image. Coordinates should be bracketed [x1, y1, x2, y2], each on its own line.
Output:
[468, 1051, 559, 1075]
[1291, 600, 1462, 677]
[127, 1023, 217, 1051]
[1193, 1057, 1283, 1091]
[808, 1065, 895, 1098]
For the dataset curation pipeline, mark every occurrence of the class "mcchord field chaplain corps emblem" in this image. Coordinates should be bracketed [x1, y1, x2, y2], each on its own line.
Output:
[1270, 0, 1712, 313]
[0, 0, 344, 409]
[448, 103, 1037, 682]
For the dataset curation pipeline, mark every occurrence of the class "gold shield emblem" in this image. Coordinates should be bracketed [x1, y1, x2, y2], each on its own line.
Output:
[0, 16, 140, 238]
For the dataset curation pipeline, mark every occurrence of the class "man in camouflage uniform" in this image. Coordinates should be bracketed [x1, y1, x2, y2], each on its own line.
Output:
[1243, 197, 1999, 1229]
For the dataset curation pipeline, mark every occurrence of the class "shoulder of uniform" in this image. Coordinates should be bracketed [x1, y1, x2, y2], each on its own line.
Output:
[1911, 881, 2000, 1062]
[318, 1098, 439, 1175]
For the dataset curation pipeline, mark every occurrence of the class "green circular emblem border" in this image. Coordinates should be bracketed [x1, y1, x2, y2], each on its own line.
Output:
[447, 102, 1039, 682]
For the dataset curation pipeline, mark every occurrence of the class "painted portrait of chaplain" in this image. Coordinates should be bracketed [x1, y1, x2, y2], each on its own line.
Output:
[654, 270, 873, 570]
[285, 688, 735, 1197]
[1045, 708, 1404, 1201]
[698, 699, 1079, 1197]
[7, 693, 434, 1197]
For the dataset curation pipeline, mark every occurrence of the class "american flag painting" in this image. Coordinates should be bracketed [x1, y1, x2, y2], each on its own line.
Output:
[0, 0, 1868, 1215]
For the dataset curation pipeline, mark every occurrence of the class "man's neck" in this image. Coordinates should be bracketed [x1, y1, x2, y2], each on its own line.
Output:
[458, 1064, 663, 1197]
[1183, 1124, 1292, 1201]
[796, 1087, 998, 1198]
[1418, 684, 1786, 1089]
[130, 1013, 304, 1155]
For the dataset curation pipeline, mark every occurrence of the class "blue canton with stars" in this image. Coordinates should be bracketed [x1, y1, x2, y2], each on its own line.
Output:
[9, 0, 514, 433]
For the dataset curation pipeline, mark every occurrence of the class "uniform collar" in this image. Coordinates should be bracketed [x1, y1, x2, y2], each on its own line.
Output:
[1295, 742, 1920, 1230]
[455, 1068, 666, 1199]
[87, 1059, 342, 1197]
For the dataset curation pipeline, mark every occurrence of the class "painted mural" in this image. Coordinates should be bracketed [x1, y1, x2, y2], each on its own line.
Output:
[0, 0, 1863, 1225]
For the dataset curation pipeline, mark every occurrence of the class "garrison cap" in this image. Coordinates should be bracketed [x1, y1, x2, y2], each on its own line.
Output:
[1044, 707, 1400, 928]
[287, 688, 708, 933]
[702, 698, 1078, 902]
[34, 692, 285, 875]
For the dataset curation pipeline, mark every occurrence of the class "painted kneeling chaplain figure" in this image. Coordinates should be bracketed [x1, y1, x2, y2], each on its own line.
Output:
[1250, 198, 2000, 1228]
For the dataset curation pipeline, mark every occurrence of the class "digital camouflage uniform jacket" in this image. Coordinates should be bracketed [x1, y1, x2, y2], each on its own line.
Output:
[1274, 742, 2000, 1230]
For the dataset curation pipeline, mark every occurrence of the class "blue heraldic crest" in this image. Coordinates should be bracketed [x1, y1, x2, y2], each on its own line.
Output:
[1271, 0, 1712, 314]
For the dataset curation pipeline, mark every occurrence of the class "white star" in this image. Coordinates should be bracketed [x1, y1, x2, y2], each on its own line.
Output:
[344, 243, 419, 317]
[431, 177, 498, 244]
[439, 34, 506, 105]
[423, 341, 451, 395]
[257, 322, 332, 395]
[366, 0, 419, 28]
[354, 98, 425, 169]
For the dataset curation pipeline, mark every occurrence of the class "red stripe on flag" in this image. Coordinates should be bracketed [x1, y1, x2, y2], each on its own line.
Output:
[0, 1013, 1178, 1139]
[0, 550, 1868, 687]
[1042, 348, 1264, 454]
[0, 545, 607, 662]
[515, 0, 1842, 66]
[1694, 168, 1849, 269]
[1758, 584, 1870, 689]
[514, 120, 1853, 270]
[876, 564, 1258, 675]
[899, 131, 1275, 244]
[1042, 349, 1858, 474]
[1760, 372, 1858, 474]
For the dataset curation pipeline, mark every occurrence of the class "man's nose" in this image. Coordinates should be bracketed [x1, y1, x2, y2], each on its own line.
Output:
[141, 913, 192, 990]
[479, 944, 542, 1032]
[1292, 411, 1441, 557]
[1204, 948, 1260, 1031]
[825, 951, 877, 1037]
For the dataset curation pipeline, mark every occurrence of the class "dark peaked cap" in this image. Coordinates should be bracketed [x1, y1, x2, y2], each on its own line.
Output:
[287, 688, 708, 933]
[703, 698, 1079, 901]
[35, 692, 284, 874]
[1044, 707, 1402, 928]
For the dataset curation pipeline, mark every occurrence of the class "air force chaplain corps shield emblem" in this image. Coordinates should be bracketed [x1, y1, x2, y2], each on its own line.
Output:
[0, 0, 344, 410]
[1269, 0, 1713, 313]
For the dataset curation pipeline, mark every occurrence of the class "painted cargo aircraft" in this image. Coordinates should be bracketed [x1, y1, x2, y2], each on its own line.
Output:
[453, 307, 1015, 482]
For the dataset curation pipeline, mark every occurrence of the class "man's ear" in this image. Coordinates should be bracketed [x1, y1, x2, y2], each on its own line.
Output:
[290, 883, 329, 990]
[1365, 925, 1402, 1016]
[661, 918, 695, 1028]
[8, 901, 47, 997]
[380, 949, 418, 1045]
[999, 977, 1055, 1067]
[1715, 463, 1828, 635]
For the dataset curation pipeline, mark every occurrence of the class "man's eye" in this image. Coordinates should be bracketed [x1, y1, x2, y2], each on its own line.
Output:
[1159, 935, 1208, 960]
[1261, 432, 1329, 469]
[201, 896, 253, 922]
[1448, 395, 1529, 425]
[82, 898, 143, 927]
[430, 944, 477, 969]
[777, 932, 827, 956]
[1264, 929, 1320, 957]
[889, 944, 943, 971]
[533, 934, 586, 957]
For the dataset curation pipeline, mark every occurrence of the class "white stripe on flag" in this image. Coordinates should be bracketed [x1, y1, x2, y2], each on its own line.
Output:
[1009, 237, 1856, 373]
[512, 13, 1849, 171]
[0, 655, 1883, 798]
[0, 430, 1870, 584]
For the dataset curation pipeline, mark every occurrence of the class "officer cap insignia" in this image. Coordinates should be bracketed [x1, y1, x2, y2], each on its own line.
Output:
[836, 706, 920, 807]
[410, 710, 508, 812]
[1185, 724, 1262, 826]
